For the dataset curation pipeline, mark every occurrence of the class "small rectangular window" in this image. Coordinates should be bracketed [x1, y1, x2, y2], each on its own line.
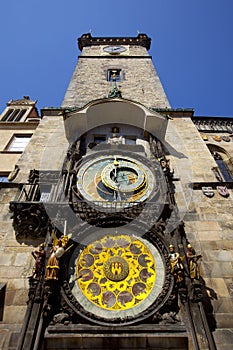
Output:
[0, 176, 9, 183]
[40, 192, 51, 202]
[15, 110, 27, 121]
[6, 135, 32, 152]
[39, 185, 52, 202]
[2, 109, 27, 122]
[125, 136, 136, 145]
[2, 109, 14, 121]
[94, 136, 106, 144]
[8, 110, 20, 121]
[107, 69, 121, 82]
[0, 283, 6, 321]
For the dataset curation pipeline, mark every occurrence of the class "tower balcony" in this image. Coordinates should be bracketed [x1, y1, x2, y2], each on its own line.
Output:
[9, 170, 172, 239]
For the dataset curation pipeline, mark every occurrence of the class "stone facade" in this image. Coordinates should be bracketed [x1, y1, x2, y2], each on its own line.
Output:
[0, 34, 232, 350]
[62, 45, 170, 109]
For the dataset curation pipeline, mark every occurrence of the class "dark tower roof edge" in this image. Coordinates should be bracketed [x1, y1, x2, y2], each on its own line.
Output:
[78, 33, 151, 51]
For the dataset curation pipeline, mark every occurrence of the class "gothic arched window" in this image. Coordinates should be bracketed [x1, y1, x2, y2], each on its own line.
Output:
[208, 145, 233, 182]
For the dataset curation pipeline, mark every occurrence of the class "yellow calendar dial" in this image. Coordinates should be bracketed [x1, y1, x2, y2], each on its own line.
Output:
[76, 234, 156, 310]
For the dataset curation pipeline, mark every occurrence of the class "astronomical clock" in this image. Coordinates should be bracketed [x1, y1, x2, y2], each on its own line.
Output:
[13, 33, 219, 350]
[58, 137, 174, 326]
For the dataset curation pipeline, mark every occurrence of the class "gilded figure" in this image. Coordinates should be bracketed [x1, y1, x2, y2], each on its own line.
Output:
[186, 244, 202, 281]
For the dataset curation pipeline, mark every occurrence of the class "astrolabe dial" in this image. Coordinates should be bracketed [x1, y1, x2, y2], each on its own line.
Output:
[75, 235, 157, 311]
[76, 154, 157, 206]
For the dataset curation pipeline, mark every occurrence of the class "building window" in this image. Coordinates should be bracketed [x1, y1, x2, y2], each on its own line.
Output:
[6, 135, 32, 152]
[0, 283, 6, 321]
[213, 152, 233, 182]
[0, 175, 9, 183]
[124, 136, 136, 145]
[2, 109, 27, 122]
[39, 185, 52, 202]
[107, 69, 121, 82]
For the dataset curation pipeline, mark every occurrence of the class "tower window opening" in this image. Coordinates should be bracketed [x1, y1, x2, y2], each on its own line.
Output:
[0, 174, 9, 183]
[15, 109, 27, 121]
[2, 109, 14, 121]
[94, 136, 106, 144]
[2, 108, 27, 122]
[39, 185, 52, 202]
[0, 283, 6, 321]
[124, 136, 136, 145]
[213, 152, 233, 182]
[107, 69, 121, 82]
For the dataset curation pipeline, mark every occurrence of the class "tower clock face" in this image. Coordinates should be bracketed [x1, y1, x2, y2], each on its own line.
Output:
[76, 153, 157, 206]
[103, 45, 126, 54]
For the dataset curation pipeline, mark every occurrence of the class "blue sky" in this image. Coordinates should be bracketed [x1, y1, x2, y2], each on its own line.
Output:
[0, 0, 233, 117]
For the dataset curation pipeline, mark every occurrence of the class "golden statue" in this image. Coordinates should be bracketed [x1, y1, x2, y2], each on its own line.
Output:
[186, 244, 202, 281]
[169, 244, 184, 283]
[45, 231, 72, 281]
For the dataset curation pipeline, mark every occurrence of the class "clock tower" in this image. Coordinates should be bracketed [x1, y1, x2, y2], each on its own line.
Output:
[62, 33, 170, 109]
[11, 33, 230, 350]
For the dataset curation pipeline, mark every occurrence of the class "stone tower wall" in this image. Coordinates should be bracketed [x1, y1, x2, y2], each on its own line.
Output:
[167, 116, 233, 348]
[62, 45, 170, 109]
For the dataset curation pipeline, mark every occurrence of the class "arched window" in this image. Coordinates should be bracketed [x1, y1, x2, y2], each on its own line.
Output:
[207, 145, 233, 182]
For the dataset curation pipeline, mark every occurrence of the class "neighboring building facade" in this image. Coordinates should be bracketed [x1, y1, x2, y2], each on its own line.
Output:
[0, 34, 232, 349]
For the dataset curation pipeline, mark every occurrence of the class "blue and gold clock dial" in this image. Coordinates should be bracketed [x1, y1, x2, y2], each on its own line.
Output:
[76, 154, 156, 205]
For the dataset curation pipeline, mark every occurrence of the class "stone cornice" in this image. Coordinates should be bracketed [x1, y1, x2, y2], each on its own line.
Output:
[193, 116, 233, 132]
[78, 33, 151, 51]
[0, 121, 39, 129]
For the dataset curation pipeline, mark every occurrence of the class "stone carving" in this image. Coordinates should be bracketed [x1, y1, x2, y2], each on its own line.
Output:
[10, 202, 49, 238]
[108, 85, 122, 98]
[193, 118, 233, 133]
[63, 141, 81, 173]
[28, 169, 60, 184]
[52, 312, 70, 325]
[108, 71, 122, 98]
[153, 311, 180, 325]
[8, 165, 20, 181]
